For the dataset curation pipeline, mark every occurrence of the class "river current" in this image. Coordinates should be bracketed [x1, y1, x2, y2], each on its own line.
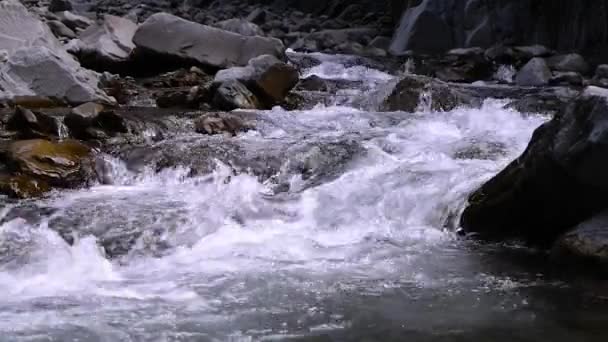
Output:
[0, 54, 607, 341]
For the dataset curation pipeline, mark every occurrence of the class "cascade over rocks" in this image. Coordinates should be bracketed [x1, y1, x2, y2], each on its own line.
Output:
[461, 87, 608, 245]
[132, 12, 286, 72]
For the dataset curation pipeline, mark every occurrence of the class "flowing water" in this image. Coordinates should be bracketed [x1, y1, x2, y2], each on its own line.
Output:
[1, 54, 608, 341]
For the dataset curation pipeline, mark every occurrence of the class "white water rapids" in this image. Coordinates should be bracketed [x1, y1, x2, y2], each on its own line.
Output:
[0, 55, 605, 341]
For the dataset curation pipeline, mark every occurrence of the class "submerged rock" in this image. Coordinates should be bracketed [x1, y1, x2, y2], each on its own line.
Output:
[461, 87, 608, 245]
[195, 112, 252, 136]
[5, 139, 95, 188]
[132, 12, 285, 71]
[553, 210, 608, 270]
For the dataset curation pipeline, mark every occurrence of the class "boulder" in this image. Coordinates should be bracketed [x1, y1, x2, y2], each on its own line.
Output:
[213, 80, 260, 110]
[214, 55, 299, 108]
[547, 53, 590, 74]
[382, 74, 475, 112]
[553, 210, 608, 269]
[56, 11, 93, 32]
[215, 18, 264, 36]
[71, 15, 137, 72]
[0, 174, 50, 199]
[7, 106, 60, 138]
[461, 87, 608, 245]
[515, 58, 551, 86]
[549, 71, 584, 87]
[65, 104, 127, 140]
[0, 47, 115, 105]
[0, 0, 113, 105]
[47, 20, 76, 39]
[5, 139, 95, 188]
[132, 13, 285, 70]
[194, 112, 252, 136]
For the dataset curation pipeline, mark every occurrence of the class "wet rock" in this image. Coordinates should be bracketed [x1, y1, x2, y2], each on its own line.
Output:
[47, 20, 76, 39]
[0, 174, 50, 199]
[291, 28, 377, 53]
[505, 87, 580, 115]
[49, 0, 73, 12]
[512, 45, 553, 59]
[549, 72, 584, 87]
[70, 15, 137, 72]
[296, 75, 363, 92]
[5, 139, 95, 188]
[547, 53, 590, 74]
[215, 18, 264, 36]
[461, 87, 608, 245]
[368, 36, 391, 50]
[382, 74, 475, 112]
[195, 112, 252, 136]
[214, 55, 299, 108]
[132, 13, 285, 71]
[65, 104, 127, 140]
[515, 58, 551, 86]
[553, 210, 608, 270]
[591, 65, 608, 88]
[7, 106, 59, 139]
[155, 86, 210, 109]
[213, 80, 260, 110]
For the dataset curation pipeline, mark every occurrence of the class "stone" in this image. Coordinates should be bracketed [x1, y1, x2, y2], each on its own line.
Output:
[7, 106, 59, 138]
[390, 1, 454, 54]
[0, 47, 115, 105]
[513, 45, 553, 59]
[49, 0, 73, 12]
[214, 54, 299, 108]
[595, 65, 608, 79]
[0, 174, 50, 199]
[213, 80, 260, 110]
[133, 13, 285, 70]
[56, 11, 93, 32]
[382, 74, 475, 112]
[5, 139, 94, 188]
[215, 18, 264, 36]
[553, 210, 608, 269]
[549, 71, 584, 87]
[368, 36, 392, 50]
[194, 112, 252, 136]
[461, 87, 608, 245]
[547, 53, 590, 74]
[71, 15, 137, 72]
[47, 20, 76, 39]
[515, 58, 551, 86]
[65, 104, 127, 140]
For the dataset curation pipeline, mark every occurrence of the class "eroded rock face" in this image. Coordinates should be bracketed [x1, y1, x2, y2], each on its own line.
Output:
[461, 87, 608, 245]
[5, 139, 95, 188]
[132, 13, 285, 71]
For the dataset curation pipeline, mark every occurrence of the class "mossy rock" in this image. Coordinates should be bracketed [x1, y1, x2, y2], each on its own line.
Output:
[0, 174, 50, 198]
[7, 139, 95, 187]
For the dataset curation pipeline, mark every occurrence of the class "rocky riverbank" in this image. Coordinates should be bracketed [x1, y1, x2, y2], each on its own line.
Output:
[3, 0, 608, 273]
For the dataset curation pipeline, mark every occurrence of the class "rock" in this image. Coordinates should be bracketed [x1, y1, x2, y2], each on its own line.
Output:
[0, 1, 113, 105]
[5, 139, 95, 188]
[56, 11, 93, 32]
[595, 65, 608, 79]
[71, 15, 137, 72]
[132, 13, 285, 71]
[7, 106, 59, 138]
[549, 71, 584, 87]
[505, 87, 579, 114]
[246, 8, 267, 25]
[65, 104, 127, 139]
[553, 210, 608, 269]
[547, 53, 590, 74]
[49, 0, 73, 12]
[0, 46, 115, 105]
[47, 20, 76, 39]
[154, 85, 209, 109]
[382, 74, 475, 112]
[214, 55, 299, 108]
[390, 2, 454, 54]
[71, 102, 105, 118]
[515, 58, 551, 86]
[368, 36, 392, 50]
[292, 28, 377, 52]
[0, 174, 50, 199]
[512, 45, 553, 59]
[461, 87, 608, 245]
[194, 112, 252, 136]
[213, 80, 260, 110]
[215, 18, 264, 36]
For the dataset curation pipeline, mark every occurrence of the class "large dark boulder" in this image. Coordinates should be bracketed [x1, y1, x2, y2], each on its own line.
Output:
[132, 12, 285, 71]
[461, 87, 608, 245]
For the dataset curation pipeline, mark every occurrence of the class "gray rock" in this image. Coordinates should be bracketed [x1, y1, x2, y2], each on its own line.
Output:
[0, 47, 114, 105]
[56, 10, 93, 32]
[461, 87, 608, 245]
[195, 112, 252, 136]
[547, 53, 590, 74]
[47, 20, 76, 39]
[72, 15, 137, 70]
[215, 18, 264, 37]
[513, 45, 553, 59]
[553, 210, 608, 267]
[595, 64, 608, 79]
[214, 54, 299, 108]
[213, 80, 260, 110]
[515, 58, 551, 86]
[368, 36, 391, 50]
[549, 71, 584, 87]
[133, 13, 285, 70]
